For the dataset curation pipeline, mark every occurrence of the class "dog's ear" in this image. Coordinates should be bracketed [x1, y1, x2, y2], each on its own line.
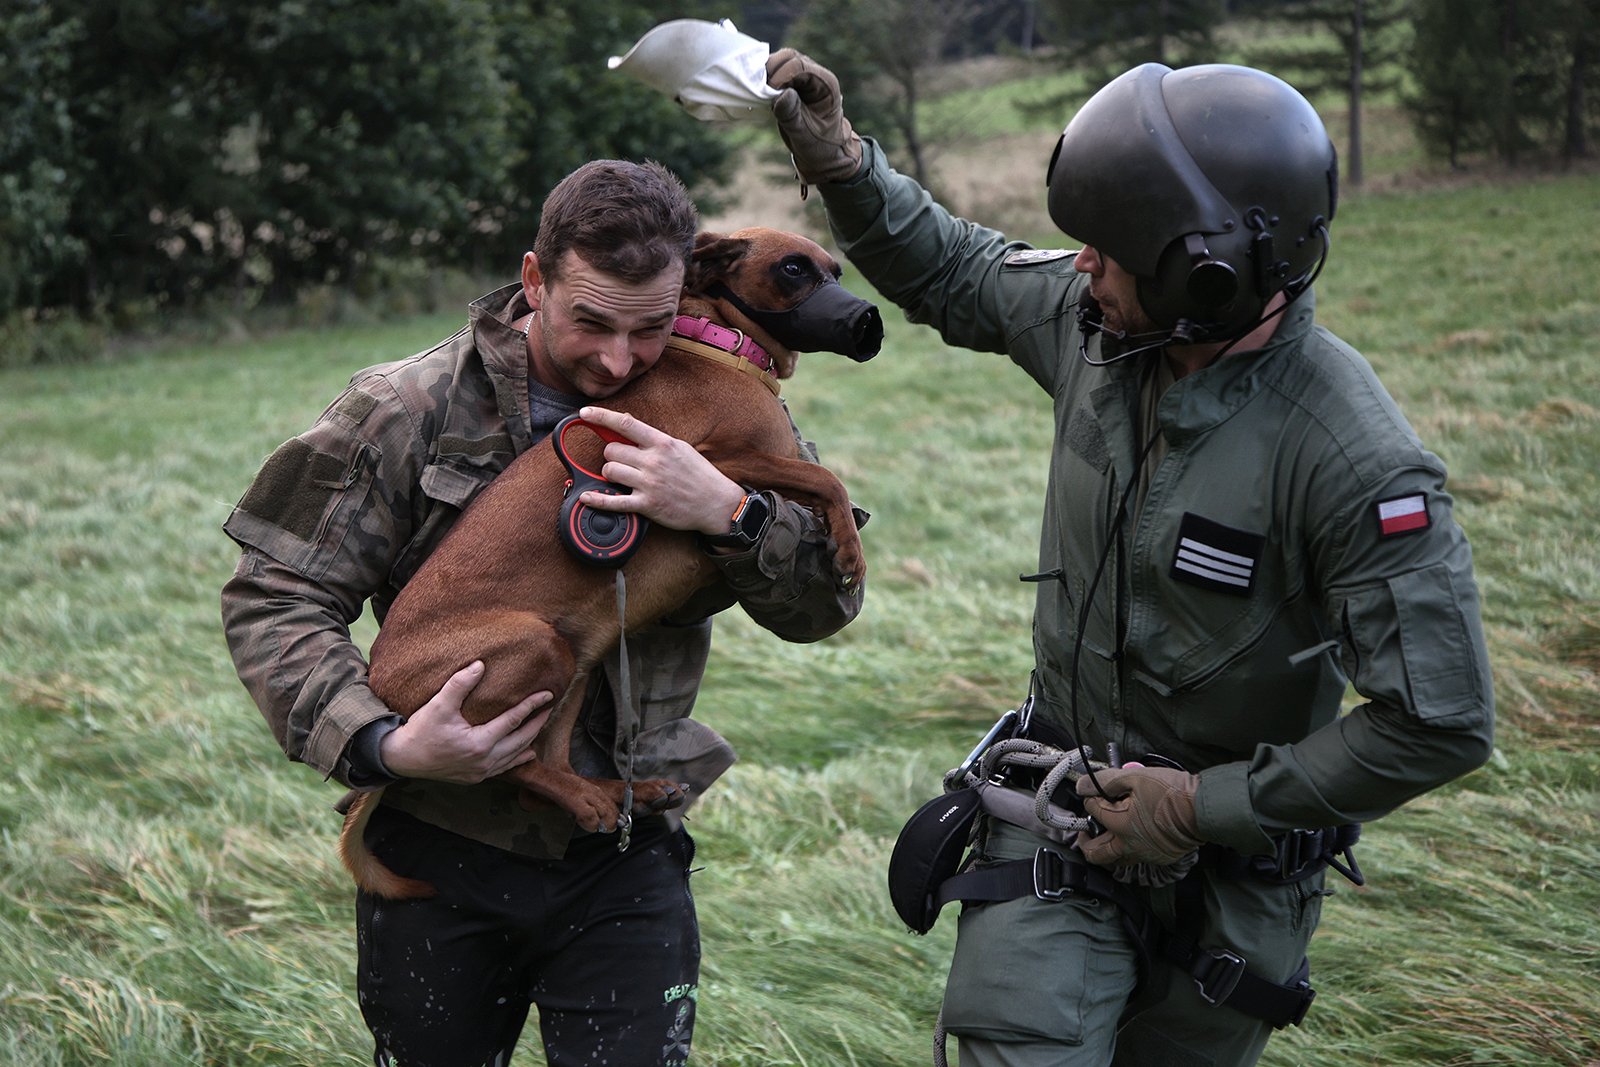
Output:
[685, 233, 749, 295]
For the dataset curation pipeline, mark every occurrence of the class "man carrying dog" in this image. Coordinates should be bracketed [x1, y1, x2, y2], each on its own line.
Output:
[221, 159, 863, 1066]
[763, 52, 1493, 1065]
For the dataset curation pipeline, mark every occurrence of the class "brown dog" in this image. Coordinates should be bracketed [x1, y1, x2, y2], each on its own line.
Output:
[340, 228, 881, 899]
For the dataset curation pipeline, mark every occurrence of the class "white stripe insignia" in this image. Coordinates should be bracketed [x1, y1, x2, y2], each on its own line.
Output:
[1003, 248, 1073, 266]
[1170, 513, 1266, 597]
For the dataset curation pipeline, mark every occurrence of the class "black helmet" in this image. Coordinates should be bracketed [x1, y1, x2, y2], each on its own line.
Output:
[1046, 63, 1338, 340]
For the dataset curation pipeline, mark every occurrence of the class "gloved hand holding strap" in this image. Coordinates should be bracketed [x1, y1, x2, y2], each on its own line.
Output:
[1076, 765, 1204, 867]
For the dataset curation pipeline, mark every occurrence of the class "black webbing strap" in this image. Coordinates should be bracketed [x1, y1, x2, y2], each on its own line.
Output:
[1161, 934, 1316, 1029]
[1171, 860, 1316, 1028]
[935, 847, 1133, 912]
[938, 847, 1316, 1029]
[1201, 823, 1364, 886]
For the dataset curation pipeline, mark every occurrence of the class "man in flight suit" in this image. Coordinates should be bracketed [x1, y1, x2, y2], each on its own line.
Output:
[764, 53, 1493, 1065]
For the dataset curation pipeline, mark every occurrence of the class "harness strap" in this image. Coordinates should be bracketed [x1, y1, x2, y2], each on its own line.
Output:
[935, 847, 1133, 913]
[1161, 932, 1316, 1029]
[1201, 823, 1365, 886]
[1170, 858, 1316, 1028]
[938, 848, 1316, 1030]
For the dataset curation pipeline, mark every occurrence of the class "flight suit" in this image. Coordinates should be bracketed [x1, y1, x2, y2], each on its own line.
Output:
[819, 141, 1494, 1065]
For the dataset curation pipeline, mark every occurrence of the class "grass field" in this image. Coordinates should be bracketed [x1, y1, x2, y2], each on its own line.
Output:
[4, 88, 1600, 1067]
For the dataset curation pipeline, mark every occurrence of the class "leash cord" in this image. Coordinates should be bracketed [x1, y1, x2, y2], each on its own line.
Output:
[616, 569, 637, 851]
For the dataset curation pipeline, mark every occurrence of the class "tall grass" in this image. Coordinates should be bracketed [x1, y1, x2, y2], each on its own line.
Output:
[3, 154, 1598, 1067]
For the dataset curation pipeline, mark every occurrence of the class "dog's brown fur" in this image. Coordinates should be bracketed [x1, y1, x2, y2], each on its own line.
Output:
[340, 228, 869, 899]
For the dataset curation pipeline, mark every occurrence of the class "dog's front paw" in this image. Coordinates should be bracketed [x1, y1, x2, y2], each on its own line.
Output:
[833, 544, 866, 591]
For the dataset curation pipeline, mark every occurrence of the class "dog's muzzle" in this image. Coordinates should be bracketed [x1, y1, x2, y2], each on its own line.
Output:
[710, 279, 884, 362]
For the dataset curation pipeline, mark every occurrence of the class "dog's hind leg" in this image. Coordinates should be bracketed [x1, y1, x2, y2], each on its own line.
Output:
[349, 614, 581, 898]
[507, 760, 685, 834]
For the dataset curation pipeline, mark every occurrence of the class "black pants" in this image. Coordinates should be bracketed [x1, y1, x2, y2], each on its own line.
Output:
[356, 807, 700, 1067]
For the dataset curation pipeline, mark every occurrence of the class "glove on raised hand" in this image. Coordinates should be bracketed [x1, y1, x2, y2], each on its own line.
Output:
[765, 48, 864, 185]
[1075, 765, 1204, 868]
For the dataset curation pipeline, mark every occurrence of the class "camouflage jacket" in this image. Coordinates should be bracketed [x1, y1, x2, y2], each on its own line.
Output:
[221, 284, 865, 859]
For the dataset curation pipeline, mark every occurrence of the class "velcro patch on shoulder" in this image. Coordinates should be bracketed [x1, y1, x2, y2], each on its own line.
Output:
[1003, 248, 1074, 267]
[331, 389, 378, 425]
[237, 438, 349, 542]
[1170, 512, 1265, 597]
[1375, 493, 1430, 537]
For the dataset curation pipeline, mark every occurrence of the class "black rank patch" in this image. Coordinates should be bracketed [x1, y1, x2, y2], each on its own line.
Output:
[1170, 512, 1265, 597]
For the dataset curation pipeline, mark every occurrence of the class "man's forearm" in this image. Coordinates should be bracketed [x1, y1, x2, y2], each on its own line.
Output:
[222, 549, 394, 785]
[711, 494, 864, 643]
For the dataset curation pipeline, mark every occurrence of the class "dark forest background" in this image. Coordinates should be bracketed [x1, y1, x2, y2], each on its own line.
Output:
[2, 0, 1595, 356]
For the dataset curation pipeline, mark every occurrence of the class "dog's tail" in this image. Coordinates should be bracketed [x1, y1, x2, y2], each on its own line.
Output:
[338, 789, 439, 900]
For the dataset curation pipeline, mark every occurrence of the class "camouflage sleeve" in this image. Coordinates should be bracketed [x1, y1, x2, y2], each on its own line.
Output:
[683, 408, 866, 642]
[222, 549, 398, 788]
[220, 376, 426, 787]
[708, 491, 866, 642]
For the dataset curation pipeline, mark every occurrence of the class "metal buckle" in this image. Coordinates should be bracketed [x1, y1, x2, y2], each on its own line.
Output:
[1280, 828, 1322, 879]
[1031, 848, 1070, 901]
[616, 811, 633, 852]
[1192, 949, 1247, 1006]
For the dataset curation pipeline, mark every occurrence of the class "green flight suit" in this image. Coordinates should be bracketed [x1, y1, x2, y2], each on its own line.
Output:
[819, 142, 1494, 1064]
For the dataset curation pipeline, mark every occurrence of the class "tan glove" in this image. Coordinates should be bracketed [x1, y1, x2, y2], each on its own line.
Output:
[765, 48, 864, 185]
[1075, 765, 1204, 868]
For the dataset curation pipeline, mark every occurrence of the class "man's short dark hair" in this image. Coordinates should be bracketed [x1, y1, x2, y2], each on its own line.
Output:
[534, 160, 698, 284]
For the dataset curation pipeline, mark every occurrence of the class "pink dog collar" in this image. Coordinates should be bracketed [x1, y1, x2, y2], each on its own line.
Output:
[671, 315, 774, 373]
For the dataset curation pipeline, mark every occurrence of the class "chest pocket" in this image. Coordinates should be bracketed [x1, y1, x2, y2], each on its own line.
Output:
[387, 458, 499, 589]
[1130, 511, 1344, 753]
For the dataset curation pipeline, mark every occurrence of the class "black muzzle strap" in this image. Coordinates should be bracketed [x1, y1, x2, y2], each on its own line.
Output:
[707, 279, 884, 362]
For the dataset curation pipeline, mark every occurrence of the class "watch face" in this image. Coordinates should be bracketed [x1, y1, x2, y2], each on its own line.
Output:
[736, 493, 772, 541]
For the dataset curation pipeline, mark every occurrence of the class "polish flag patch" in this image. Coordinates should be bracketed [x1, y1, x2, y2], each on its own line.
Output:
[1376, 493, 1430, 537]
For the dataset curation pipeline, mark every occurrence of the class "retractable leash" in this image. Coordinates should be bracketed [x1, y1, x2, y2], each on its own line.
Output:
[550, 414, 647, 850]
[553, 414, 648, 567]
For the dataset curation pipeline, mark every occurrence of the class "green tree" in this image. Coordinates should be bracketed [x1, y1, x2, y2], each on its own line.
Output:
[1518, 0, 1598, 163]
[0, 4, 86, 314]
[1040, 0, 1226, 85]
[0, 0, 514, 314]
[1406, 0, 1505, 168]
[1407, 0, 1597, 168]
[784, 0, 985, 189]
[1556, 0, 1600, 160]
[1241, 0, 1411, 188]
[472, 0, 734, 272]
[0, 0, 734, 319]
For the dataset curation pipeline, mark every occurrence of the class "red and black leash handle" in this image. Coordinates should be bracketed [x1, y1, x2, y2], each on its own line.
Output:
[554, 414, 647, 567]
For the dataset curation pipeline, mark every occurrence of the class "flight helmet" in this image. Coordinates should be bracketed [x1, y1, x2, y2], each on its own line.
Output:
[1046, 63, 1338, 341]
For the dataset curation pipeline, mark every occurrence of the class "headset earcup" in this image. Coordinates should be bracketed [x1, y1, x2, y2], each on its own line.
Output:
[1186, 257, 1239, 308]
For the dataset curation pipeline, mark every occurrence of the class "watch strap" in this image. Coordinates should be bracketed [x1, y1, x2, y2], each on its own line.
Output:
[703, 491, 773, 550]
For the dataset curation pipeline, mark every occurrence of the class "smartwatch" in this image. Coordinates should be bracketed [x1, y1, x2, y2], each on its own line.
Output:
[703, 491, 773, 551]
